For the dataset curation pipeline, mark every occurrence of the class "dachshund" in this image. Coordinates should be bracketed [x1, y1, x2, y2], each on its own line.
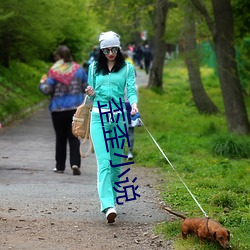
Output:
[162, 206, 231, 249]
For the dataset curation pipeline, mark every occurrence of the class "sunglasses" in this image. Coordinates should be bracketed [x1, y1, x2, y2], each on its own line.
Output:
[102, 47, 119, 55]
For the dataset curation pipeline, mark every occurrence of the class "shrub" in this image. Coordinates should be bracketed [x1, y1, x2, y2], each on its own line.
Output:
[210, 191, 237, 209]
[210, 135, 250, 158]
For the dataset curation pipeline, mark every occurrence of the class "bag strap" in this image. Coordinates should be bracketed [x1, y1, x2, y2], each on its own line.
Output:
[126, 62, 129, 81]
[79, 136, 94, 158]
[92, 61, 95, 89]
[83, 94, 88, 105]
[79, 113, 93, 158]
[126, 62, 129, 89]
[79, 98, 93, 158]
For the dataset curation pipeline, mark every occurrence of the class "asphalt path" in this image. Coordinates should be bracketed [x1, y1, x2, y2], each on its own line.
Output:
[0, 69, 171, 249]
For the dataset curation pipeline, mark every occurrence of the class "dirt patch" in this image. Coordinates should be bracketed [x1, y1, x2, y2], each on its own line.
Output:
[0, 215, 174, 250]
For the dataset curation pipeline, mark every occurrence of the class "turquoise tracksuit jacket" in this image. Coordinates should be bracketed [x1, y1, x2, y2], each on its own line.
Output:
[87, 62, 138, 109]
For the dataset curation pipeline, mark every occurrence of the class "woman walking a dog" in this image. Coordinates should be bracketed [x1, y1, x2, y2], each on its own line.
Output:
[85, 31, 138, 223]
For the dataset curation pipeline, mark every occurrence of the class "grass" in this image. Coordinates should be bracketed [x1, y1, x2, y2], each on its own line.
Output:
[133, 58, 250, 250]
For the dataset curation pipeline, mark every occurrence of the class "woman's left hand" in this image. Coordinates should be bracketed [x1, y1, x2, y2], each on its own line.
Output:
[131, 103, 138, 116]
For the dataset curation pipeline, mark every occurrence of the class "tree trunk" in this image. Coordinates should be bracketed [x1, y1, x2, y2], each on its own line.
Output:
[147, 0, 169, 90]
[212, 0, 250, 134]
[191, 0, 250, 134]
[184, 4, 218, 114]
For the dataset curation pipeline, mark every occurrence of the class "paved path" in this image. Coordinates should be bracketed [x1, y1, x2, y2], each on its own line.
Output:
[135, 68, 149, 88]
[0, 68, 154, 222]
[0, 70, 172, 249]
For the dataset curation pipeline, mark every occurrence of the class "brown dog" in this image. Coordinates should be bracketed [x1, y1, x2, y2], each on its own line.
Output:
[162, 207, 231, 249]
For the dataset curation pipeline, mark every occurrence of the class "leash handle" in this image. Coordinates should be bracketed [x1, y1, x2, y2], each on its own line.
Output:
[139, 118, 209, 218]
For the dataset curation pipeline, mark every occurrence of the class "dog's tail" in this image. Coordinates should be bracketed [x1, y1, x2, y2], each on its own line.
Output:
[161, 206, 187, 220]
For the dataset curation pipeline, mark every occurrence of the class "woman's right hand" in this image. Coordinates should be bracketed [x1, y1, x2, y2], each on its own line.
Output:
[40, 74, 47, 83]
[131, 103, 138, 116]
[85, 86, 95, 97]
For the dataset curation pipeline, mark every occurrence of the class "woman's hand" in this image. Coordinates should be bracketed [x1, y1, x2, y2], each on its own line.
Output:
[85, 86, 95, 97]
[131, 103, 138, 116]
[40, 74, 47, 83]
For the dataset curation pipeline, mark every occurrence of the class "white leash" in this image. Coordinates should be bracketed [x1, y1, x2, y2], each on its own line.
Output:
[139, 118, 209, 218]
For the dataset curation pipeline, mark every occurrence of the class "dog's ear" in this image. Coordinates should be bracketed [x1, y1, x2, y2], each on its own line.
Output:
[227, 230, 230, 240]
[213, 231, 217, 240]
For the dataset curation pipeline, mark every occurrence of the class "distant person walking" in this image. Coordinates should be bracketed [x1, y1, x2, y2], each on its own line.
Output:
[85, 46, 99, 72]
[143, 44, 152, 74]
[39, 45, 88, 175]
[134, 45, 144, 69]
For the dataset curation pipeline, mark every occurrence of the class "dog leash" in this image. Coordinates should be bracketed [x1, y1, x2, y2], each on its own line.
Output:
[139, 118, 209, 218]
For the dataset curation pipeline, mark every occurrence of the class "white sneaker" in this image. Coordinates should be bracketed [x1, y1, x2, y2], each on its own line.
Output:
[127, 151, 133, 160]
[72, 165, 81, 175]
[53, 168, 64, 173]
[105, 207, 117, 223]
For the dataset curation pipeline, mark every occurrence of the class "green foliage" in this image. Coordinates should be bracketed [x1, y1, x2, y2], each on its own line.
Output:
[92, 0, 155, 45]
[135, 58, 250, 249]
[0, 0, 100, 66]
[0, 60, 49, 122]
[165, 0, 213, 45]
[165, 2, 184, 44]
[236, 37, 250, 95]
[232, 0, 250, 39]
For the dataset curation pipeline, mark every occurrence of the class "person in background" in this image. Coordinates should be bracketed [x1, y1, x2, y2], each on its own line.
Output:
[39, 45, 88, 175]
[86, 31, 138, 223]
[85, 46, 99, 72]
[134, 44, 144, 69]
[88, 46, 99, 64]
[123, 51, 134, 66]
[143, 44, 153, 74]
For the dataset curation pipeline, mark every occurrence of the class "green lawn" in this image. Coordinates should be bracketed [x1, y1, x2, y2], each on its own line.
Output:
[133, 58, 250, 250]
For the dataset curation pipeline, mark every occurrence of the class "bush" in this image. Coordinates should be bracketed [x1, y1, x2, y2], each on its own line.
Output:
[210, 191, 237, 209]
[210, 134, 250, 159]
[0, 60, 49, 123]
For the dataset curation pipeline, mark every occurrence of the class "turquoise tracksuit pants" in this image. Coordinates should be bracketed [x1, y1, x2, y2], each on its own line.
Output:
[90, 109, 128, 212]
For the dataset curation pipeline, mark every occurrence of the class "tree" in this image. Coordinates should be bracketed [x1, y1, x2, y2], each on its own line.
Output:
[148, 0, 177, 89]
[184, 1, 218, 114]
[191, 0, 250, 134]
